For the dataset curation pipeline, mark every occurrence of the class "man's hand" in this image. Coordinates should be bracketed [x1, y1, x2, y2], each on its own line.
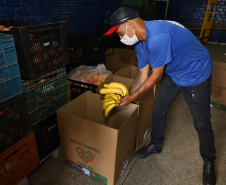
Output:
[119, 95, 134, 106]
[120, 65, 165, 106]
[129, 65, 165, 102]
[129, 64, 149, 94]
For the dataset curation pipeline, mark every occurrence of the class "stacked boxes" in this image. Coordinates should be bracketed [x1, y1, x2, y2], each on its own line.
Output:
[114, 66, 155, 148]
[104, 48, 160, 98]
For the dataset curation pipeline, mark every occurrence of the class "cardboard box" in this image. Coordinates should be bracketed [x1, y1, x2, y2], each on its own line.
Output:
[211, 62, 226, 110]
[114, 65, 141, 79]
[105, 48, 138, 74]
[114, 66, 155, 148]
[56, 92, 139, 185]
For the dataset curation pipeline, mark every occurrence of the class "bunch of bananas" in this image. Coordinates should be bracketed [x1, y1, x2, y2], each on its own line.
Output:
[100, 82, 129, 117]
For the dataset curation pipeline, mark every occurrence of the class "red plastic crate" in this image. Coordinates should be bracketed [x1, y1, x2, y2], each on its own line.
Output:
[0, 132, 40, 185]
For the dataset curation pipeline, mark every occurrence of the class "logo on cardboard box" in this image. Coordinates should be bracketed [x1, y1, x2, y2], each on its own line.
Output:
[70, 138, 100, 165]
[76, 146, 95, 163]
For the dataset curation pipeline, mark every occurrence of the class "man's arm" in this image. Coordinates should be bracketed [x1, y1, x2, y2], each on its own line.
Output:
[129, 64, 149, 94]
[120, 65, 165, 106]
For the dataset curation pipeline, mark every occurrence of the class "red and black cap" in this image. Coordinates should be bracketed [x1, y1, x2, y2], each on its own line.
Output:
[104, 7, 139, 37]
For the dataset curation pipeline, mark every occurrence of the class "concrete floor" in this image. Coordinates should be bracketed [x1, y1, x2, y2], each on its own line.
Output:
[27, 43, 226, 185]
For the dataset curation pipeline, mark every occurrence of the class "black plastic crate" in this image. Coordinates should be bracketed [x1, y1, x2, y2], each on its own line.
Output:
[22, 66, 68, 126]
[67, 79, 97, 101]
[0, 18, 69, 80]
[0, 93, 32, 154]
[68, 34, 103, 66]
[32, 113, 60, 160]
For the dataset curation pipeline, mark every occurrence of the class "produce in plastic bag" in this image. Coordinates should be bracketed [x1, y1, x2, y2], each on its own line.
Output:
[67, 64, 113, 85]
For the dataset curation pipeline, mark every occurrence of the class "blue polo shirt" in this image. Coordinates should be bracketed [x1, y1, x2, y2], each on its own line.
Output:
[134, 20, 213, 87]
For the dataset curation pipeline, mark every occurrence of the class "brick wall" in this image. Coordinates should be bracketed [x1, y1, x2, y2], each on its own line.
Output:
[167, 0, 226, 43]
[0, 0, 225, 42]
[0, 0, 122, 35]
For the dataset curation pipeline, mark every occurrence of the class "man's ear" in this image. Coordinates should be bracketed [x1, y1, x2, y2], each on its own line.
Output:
[127, 20, 135, 29]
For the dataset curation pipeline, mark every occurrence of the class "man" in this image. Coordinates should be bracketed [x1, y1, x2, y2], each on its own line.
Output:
[104, 7, 216, 185]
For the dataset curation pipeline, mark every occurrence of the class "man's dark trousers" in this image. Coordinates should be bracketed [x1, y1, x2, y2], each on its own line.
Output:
[151, 74, 216, 162]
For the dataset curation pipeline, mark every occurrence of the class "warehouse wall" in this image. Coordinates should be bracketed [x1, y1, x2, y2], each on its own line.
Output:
[0, 0, 225, 42]
[0, 0, 122, 35]
[167, 0, 226, 43]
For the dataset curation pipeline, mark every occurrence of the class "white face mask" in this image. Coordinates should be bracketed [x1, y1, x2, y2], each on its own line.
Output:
[120, 23, 139, 46]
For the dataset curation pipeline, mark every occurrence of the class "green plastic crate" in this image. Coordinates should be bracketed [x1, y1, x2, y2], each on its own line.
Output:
[123, 0, 150, 6]
[22, 67, 68, 126]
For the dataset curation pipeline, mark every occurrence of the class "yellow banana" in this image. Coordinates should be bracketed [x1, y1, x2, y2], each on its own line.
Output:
[105, 82, 129, 96]
[103, 100, 117, 110]
[104, 93, 119, 102]
[104, 94, 114, 100]
[110, 93, 120, 102]
[116, 94, 121, 101]
[104, 84, 108, 88]
[104, 103, 117, 117]
[103, 98, 115, 103]
[100, 88, 124, 96]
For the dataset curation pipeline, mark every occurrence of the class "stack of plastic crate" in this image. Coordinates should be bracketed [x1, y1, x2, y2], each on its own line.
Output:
[22, 68, 67, 160]
[0, 33, 40, 184]
[0, 33, 31, 153]
[0, 18, 69, 161]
